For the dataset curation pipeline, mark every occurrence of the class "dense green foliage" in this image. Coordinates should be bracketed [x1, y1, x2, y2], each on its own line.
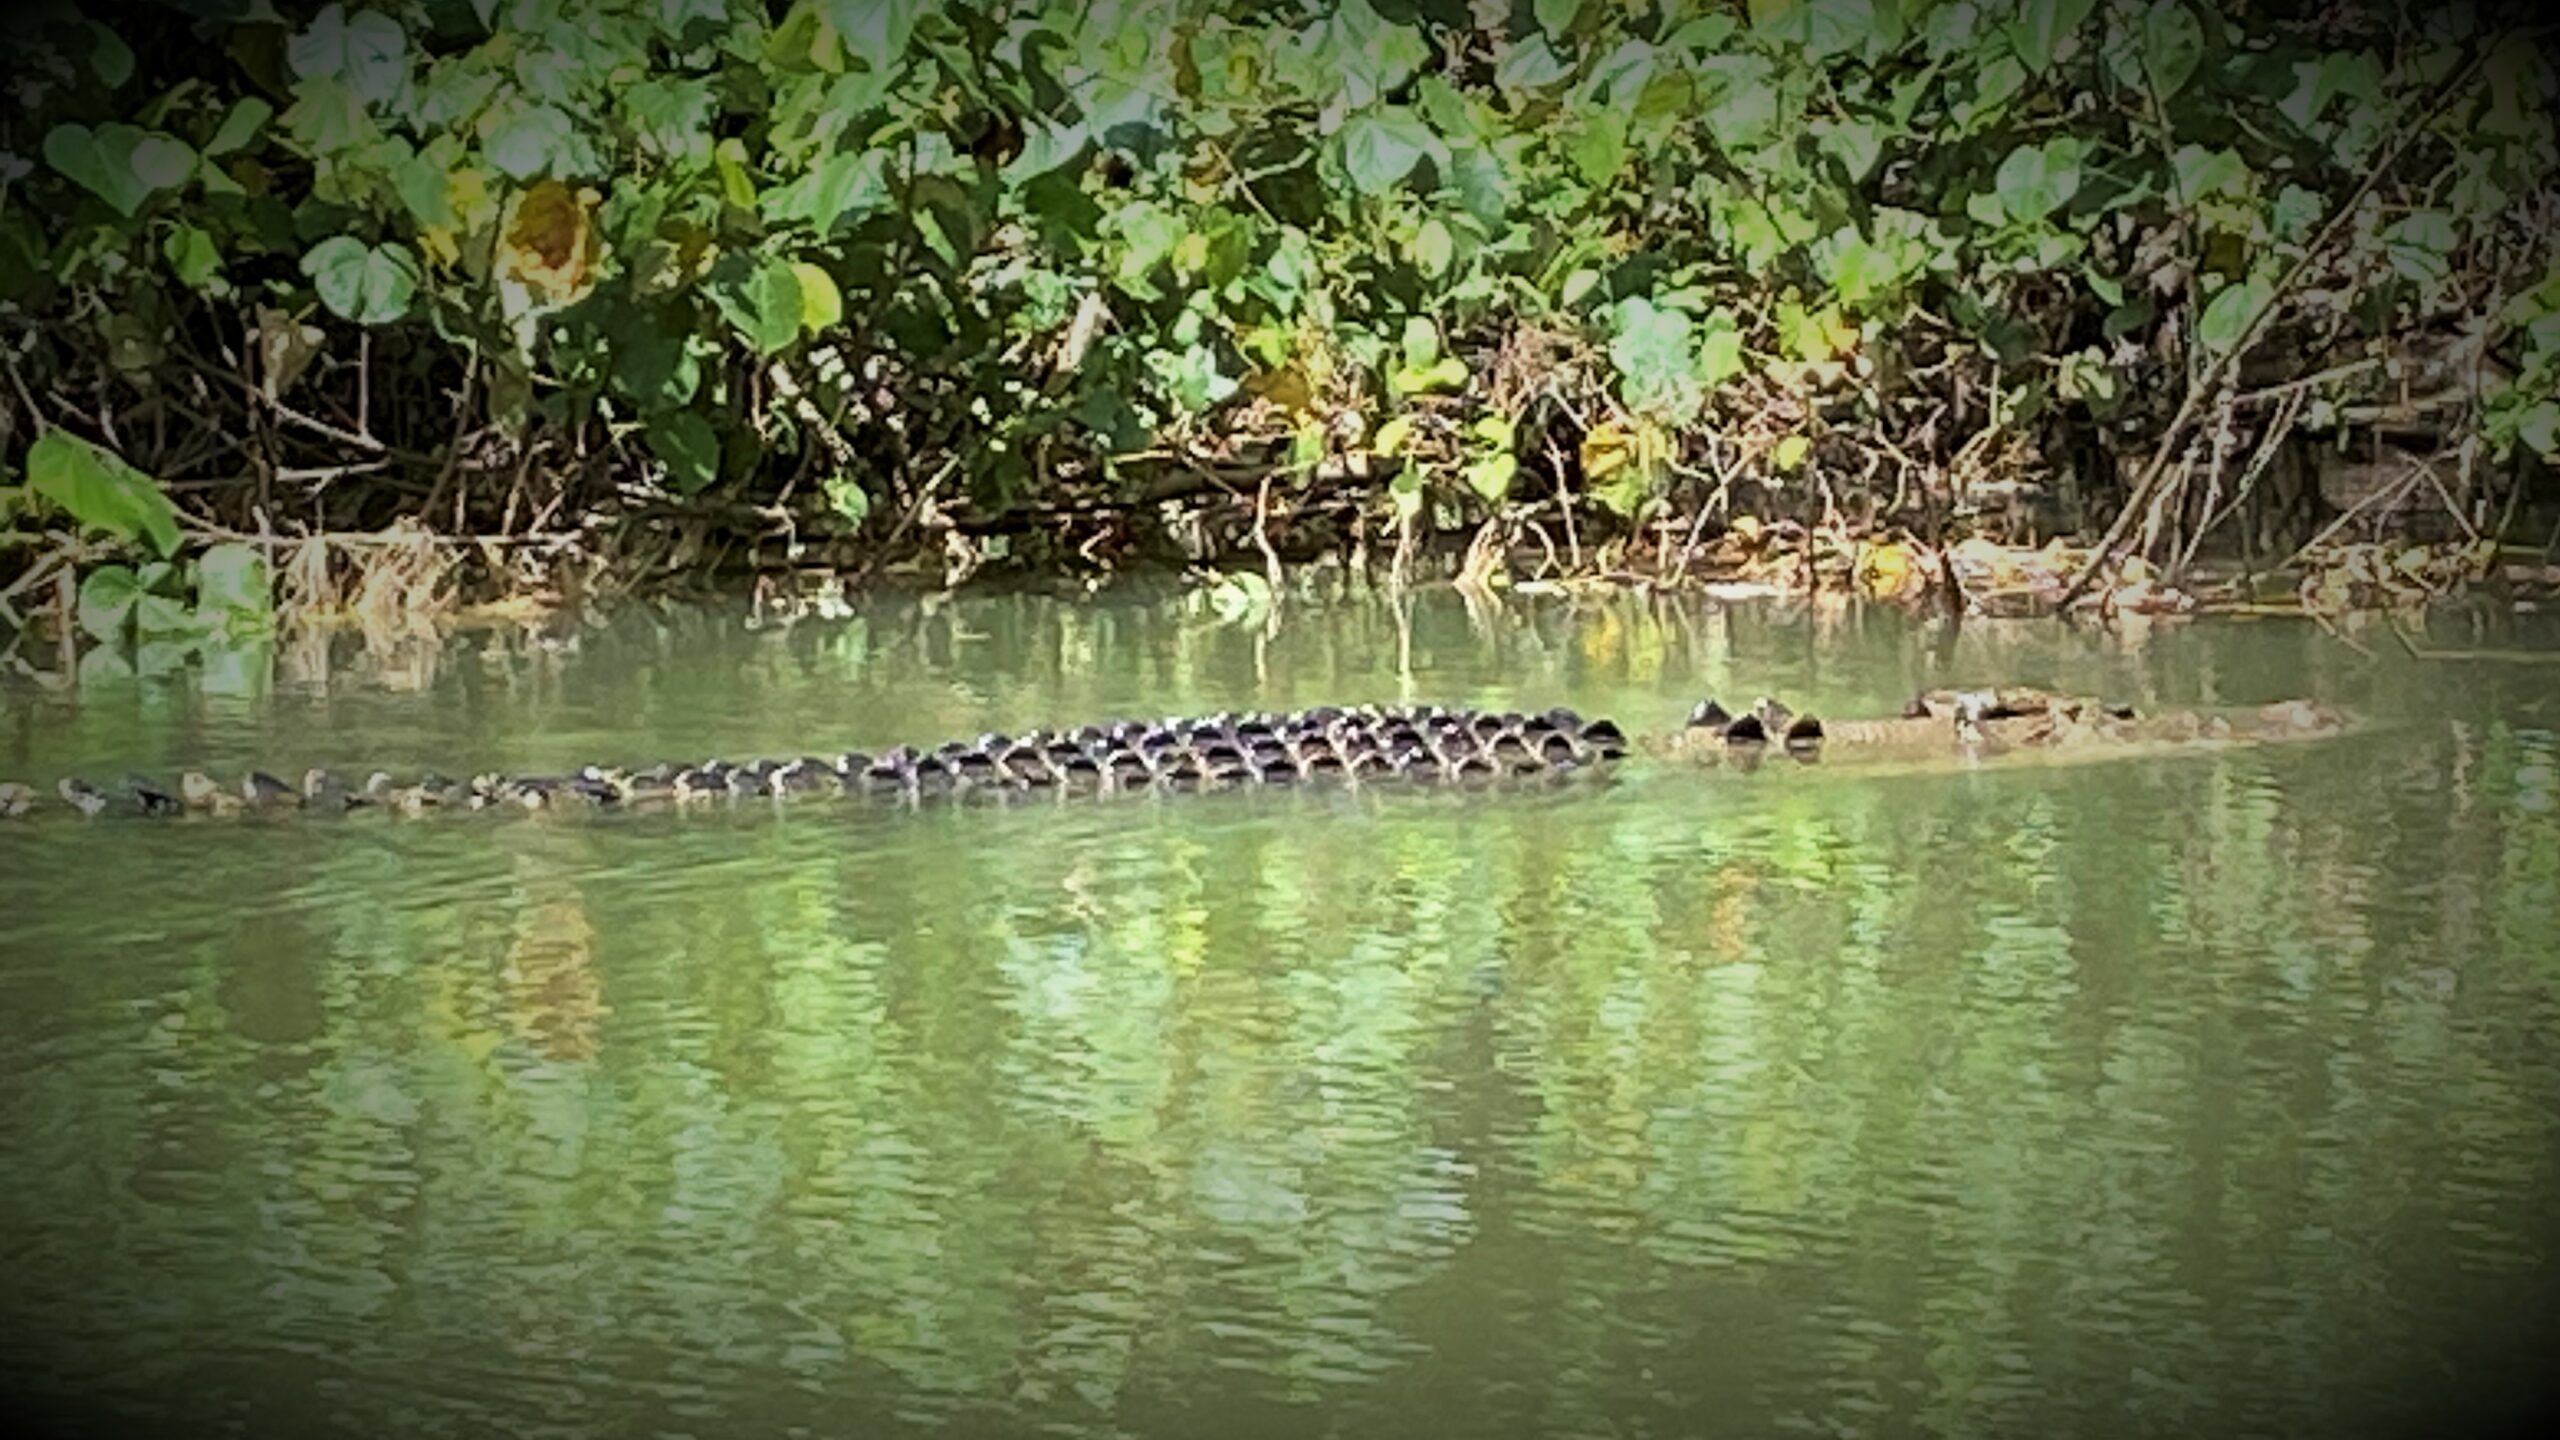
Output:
[0, 0, 2554, 599]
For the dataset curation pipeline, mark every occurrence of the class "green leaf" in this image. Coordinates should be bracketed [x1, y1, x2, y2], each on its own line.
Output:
[1389, 461, 1425, 522]
[604, 305, 702, 412]
[287, 3, 409, 108]
[649, 412, 722, 494]
[77, 565, 142, 645]
[1993, 137, 2081, 222]
[622, 78, 716, 164]
[790, 260, 843, 331]
[1305, 0, 1433, 110]
[135, 592, 204, 641]
[1610, 296, 1707, 426]
[764, 149, 889, 233]
[2169, 145, 2247, 205]
[2140, 0, 2203, 100]
[2511, 400, 2560, 459]
[1773, 434, 1811, 472]
[1760, 0, 1876, 61]
[162, 223, 225, 293]
[1923, 0, 1982, 59]
[1412, 218, 1455, 279]
[2010, 0, 2095, 75]
[283, 77, 374, 154]
[1338, 107, 1442, 196]
[823, 475, 870, 527]
[1697, 315, 1744, 387]
[1494, 36, 1572, 93]
[2197, 277, 2272, 354]
[392, 154, 458, 228]
[1818, 119, 1885, 183]
[131, 134, 198, 191]
[1533, 0, 1583, 34]
[28, 432, 183, 559]
[43, 123, 155, 216]
[1699, 56, 1779, 150]
[1003, 119, 1091, 183]
[1465, 451, 1517, 504]
[2271, 185, 2325, 242]
[84, 22, 134, 88]
[300, 236, 420, 325]
[195, 543, 272, 618]
[2382, 210, 2457, 286]
[204, 97, 273, 158]
[824, 0, 928, 63]
[707, 255, 804, 355]
[486, 105, 578, 180]
[1400, 316, 1441, 371]
[1563, 109, 1627, 187]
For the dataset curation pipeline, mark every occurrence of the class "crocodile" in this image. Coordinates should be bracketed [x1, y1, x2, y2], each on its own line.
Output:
[0, 690, 2350, 825]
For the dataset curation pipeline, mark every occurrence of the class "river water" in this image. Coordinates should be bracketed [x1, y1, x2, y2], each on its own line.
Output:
[2, 583, 2556, 1439]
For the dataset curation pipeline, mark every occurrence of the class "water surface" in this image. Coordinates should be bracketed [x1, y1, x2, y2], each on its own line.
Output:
[4, 584, 2557, 1439]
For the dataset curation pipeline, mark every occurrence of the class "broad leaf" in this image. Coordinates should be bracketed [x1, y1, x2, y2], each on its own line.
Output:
[2169, 145, 2247, 204]
[288, 3, 409, 107]
[1411, 218, 1455, 278]
[1609, 296, 1707, 426]
[43, 123, 156, 216]
[707, 255, 804, 355]
[764, 149, 889, 233]
[1303, 0, 1432, 111]
[790, 261, 843, 331]
[649, 412, 722, 493]
[2140, 0, 2202, 100]
[77, 565, 143, 645]
[28, 432, 183, 558]
[1494, 37, 1572, 93]
[1338, 107, 1442, 196]
[486, 104, 578, 180]
[130, 134, 199, 191]
[823, 476, 870, 527]
[824, 0, 928, 63]
[301, 237, 420, 324]
[204, 97, 273, 157]
[604, 305, 702, 412]
[163, 223, 225, 293]
[2382, 210, 2457, 286]
[195, 543, 272, 618]
[1993, 137, 2081, 221]
[2197, 277, 2272, 354]
[2010, 0, 2095, 75]
[1003, 119, 1091, 183]
[83, 22, 134, 88]
[1563, 110, 1627, 187]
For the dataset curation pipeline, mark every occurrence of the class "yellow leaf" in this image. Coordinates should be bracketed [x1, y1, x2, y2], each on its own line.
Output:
[1248, 365, 1316, 413]
[1580, 419, 1630, 480]
[494, 178, 603, 311]
[1374, 414, 1416, 457]
[1773, 434, 1811, 472]
[445, 165, 496, 229]
[1860, 541, 1917, 598]
[790, 261, 842, 332]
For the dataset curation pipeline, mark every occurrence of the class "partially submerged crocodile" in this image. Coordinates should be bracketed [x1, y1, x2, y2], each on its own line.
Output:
[0, 688, 2349, 824]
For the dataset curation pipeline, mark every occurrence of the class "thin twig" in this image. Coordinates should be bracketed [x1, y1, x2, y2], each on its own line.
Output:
[2060, 45, 2493, 608]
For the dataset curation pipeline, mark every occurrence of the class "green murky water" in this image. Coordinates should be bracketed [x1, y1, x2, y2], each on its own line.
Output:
[4, 585, 2558, 1440]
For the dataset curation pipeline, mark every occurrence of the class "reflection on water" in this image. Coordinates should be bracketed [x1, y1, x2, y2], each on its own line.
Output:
[3, 585, 2558, 1439]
